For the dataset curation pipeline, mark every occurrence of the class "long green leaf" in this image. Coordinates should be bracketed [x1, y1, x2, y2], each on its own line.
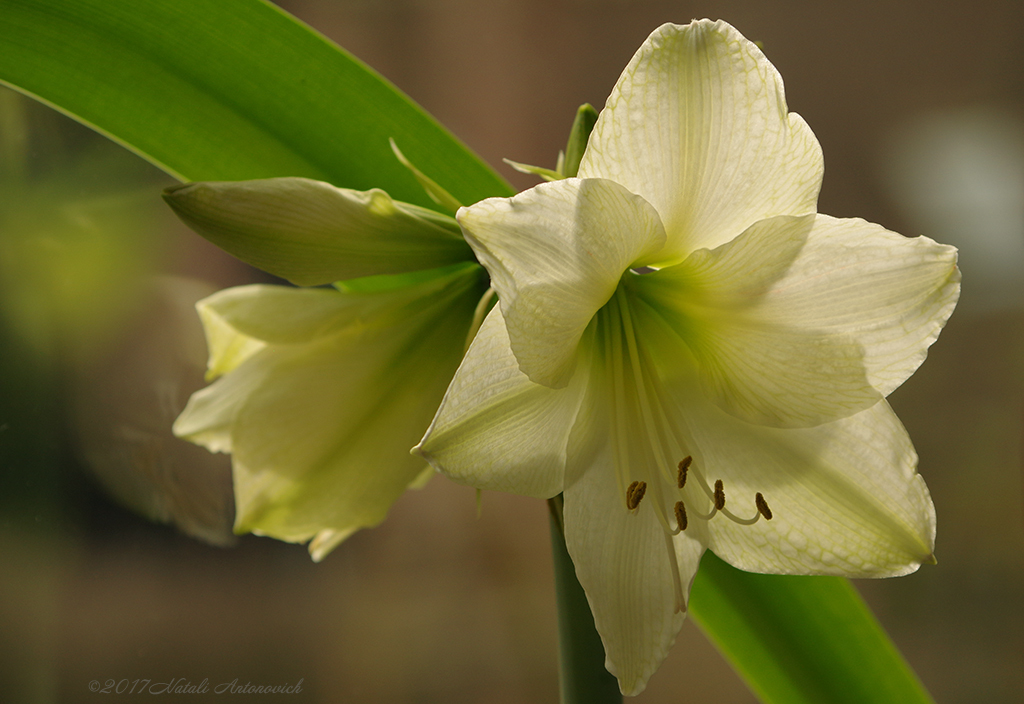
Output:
[0, 3, 932, 702]
[0, 0, 513, 207]
[690, 553, 933, 704]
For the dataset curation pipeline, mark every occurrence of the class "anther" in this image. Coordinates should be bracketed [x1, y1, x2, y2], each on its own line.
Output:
[674, 501, 688, 531]
[677, 456, 691, 489]
[625, 481, 647, 510]
[713, 480, 726, 511]
[755, 492, 773, 521]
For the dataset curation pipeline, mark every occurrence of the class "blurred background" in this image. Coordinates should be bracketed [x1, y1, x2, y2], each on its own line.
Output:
[1, 0, 1021, 701]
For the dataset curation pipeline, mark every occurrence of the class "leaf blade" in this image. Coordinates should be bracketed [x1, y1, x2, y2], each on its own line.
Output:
[0, 0, 513, 206]
[690, 553, 933, 704]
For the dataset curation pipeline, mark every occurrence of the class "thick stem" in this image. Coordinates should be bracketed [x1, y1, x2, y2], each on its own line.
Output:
[548, 495, 623, 704]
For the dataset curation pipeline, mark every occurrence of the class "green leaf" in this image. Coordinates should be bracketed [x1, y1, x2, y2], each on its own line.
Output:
[0, 0, 513, 208]
[690, 552, 933, 704]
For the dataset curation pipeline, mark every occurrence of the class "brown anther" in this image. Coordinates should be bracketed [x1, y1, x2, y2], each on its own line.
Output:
[625, 481, 647, 510]
[674, 501, 688, 531]
[755, 492, 773, 521]
[713, 480, 726, 511]
[677, 456, 691, 489]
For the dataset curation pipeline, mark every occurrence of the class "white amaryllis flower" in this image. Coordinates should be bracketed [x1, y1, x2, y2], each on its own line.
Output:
[166, 179, 486, 559]
[415, 20, 959, 695]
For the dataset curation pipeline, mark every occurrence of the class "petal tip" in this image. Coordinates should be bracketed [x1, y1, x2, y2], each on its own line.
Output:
[162, 181, 194, 198]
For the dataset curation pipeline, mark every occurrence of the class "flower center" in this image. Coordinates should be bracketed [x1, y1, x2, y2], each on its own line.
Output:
[601, 285, 773, 612]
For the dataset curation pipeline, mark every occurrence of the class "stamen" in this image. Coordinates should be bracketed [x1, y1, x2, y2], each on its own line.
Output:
[755, 493, 773, 521]
[674, 501, 688, 531]
[626, 480, 647, 510]
[687, 500, 718, 521]
[677, 456, 691, 489]
[714, 480, 726, 511]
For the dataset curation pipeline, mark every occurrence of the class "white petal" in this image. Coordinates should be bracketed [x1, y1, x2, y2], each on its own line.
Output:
[165, 178, 473, 286]
[457, 178, 666, 387]
[197, 285, 360, 347]
[579, 20, 822, 259]
[656, 365, 936, 576]
[195, 284, 366, 381]
[173, 356, 267, 454]
[561, 378, 705, 696]
[633, 215, 880, 427]
[195, 265, 481, 348]
[176, 265, 482, 550]
[196, 298, 266, 381]
[309, 527, 359, 563]
[752, 215, 960, 397]
[415, 306, 587, 498]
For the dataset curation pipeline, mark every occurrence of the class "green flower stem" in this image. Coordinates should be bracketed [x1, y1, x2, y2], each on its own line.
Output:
[548, 495, 623, 704]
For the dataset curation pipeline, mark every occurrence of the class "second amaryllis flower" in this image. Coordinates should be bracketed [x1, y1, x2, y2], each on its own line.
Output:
[166, 178, 486, 559]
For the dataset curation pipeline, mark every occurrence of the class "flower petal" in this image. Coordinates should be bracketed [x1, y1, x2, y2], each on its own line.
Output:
[174, 265, 483, 551]
[164, 178, 473, 286]
[626, 311, 937, 575]
[634, 214, 881, 427]
[635, 214, 960, 427]
[173, 350, 268, 455]
[457, 177, 666, 388]
[579, 20, 823, 259]
[415, 306, 587, 498]
[195, 264, 480, 349]
[561, 375, 705, 696]
[678, 391, 936, 576]
[196, 295, 266, 381]
[750, 215, 960, 397]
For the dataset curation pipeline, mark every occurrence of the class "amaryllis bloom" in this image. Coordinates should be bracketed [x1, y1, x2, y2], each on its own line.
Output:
[415, 20, 959, 694]
[166, 179, 486, 559]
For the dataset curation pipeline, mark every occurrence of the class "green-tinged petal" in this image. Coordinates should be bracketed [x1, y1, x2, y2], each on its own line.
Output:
[308, 527, 359, 563]
[633, 308, 937, 575]
[196, 296, 266, 381]
[415, 306, 587, 499]
[193, 265, 478, 348]
[634, 214, 960, 427]
[578, 20, 822, 260]
[227, 329, 441, 542]
[561, 372, 704, 696]
[749, 215, 960, 397]
[690, 395, 934, 575]
[175, 264, 484, 550]
[634, 215, 880, 427]
[173, 354, 266, 455]
[164, 178, 473, 286]
[457, 177, 666, 388]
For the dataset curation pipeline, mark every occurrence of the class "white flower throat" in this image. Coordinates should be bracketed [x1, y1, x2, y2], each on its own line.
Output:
[599, 284, 772, 610]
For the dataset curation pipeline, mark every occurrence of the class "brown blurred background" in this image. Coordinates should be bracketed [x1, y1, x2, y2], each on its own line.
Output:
[1, 0, 1022, 702]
